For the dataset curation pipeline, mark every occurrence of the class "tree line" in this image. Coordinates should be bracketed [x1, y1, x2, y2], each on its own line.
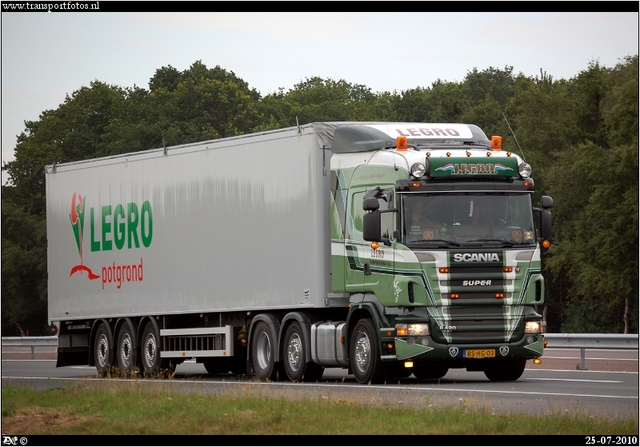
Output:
[2, 57, 638, 336]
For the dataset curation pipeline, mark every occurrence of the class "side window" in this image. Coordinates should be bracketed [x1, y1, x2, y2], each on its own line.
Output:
[348, 191, 365, 240]
[380, 196, 395, 241]
[348, 189, 395, 242]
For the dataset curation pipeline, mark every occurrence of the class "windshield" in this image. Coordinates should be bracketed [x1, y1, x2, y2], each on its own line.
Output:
[402, 193, 535, 247]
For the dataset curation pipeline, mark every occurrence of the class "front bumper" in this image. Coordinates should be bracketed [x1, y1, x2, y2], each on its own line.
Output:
[393, 333, 544, 363]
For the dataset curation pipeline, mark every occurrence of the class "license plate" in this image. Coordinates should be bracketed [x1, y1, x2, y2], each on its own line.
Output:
[464, 349, 495, 358]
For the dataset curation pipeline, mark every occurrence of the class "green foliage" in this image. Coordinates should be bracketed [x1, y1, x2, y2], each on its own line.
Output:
[2, 58, 638, 335]
[545, 56, 639, 333]
[1, 187, 48, 336]
[258, 76, 393, 128]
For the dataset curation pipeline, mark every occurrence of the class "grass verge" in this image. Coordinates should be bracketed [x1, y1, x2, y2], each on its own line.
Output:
[2, 382, 638, 435]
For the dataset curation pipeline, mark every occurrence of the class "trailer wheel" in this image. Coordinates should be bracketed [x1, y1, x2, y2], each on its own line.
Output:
[483, 358, 526, 382]
[349, 318, 384, 384]
[282, 322, 324, 382]
[140, 321, 174, 378]
[251, 321, 280, 381]
[116, 321, 137, 377]
[94, 323, 113, 378]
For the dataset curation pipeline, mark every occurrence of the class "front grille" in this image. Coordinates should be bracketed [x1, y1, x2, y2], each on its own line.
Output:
[432, 262, 522, 344]
[442, 305, 522, 343]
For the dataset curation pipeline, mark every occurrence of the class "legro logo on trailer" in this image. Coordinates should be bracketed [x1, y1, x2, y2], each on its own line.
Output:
[68, 193, 153, 289]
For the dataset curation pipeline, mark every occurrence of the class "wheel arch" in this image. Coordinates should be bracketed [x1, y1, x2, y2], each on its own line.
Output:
[346, 296, 388, 340]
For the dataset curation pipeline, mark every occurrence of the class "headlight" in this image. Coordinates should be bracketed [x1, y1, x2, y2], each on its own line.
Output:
[518, 162, 532, 178]
[396, 323, 430, 336]
[524, 321, 541, 334]
[410, 162, 426, 178]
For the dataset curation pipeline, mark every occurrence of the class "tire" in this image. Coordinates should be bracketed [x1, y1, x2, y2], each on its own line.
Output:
[140, 320, 174, 378]
[94, 323, 113, 378]
[413, 363, 449, 380]
[251, 321, 280, 381]
[282, 322, 324, 382]
[349, 318, 384, 384]
[116, 321, 137, 377]
[483, 358, 526, 382]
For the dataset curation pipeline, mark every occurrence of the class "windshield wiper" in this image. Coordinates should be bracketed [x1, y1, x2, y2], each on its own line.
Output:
[466, 238, 516, 247]
[410, 238, 460, 247]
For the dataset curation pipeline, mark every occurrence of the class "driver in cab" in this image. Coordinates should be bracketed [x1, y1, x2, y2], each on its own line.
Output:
[406, 200, 444, 242]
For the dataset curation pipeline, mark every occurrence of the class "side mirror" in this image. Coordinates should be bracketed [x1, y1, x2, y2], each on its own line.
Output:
[363, 211, 382, 242]
[363, 197, 380, 211]
[541, 195, 554, 209]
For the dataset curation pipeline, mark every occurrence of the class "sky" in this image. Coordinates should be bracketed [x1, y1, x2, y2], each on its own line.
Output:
[1, 9, 638, 185]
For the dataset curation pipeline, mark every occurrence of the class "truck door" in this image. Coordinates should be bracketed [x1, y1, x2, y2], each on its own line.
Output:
[344, 187, 395, 293]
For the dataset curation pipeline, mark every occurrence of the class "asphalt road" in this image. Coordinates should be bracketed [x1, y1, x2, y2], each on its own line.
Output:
[2, 347, 638, 421]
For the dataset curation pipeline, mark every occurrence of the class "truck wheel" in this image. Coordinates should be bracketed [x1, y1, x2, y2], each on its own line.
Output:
[483, 358, 526, 382]
[94, 323, 113, 378]
[251, 321, 280, 381]
[116, 321, 137, 377]
[349, 318, 384, 384]
[413, 363, 449, 380]
[140, 320, 174, 378]
[282, 322, 324, 382]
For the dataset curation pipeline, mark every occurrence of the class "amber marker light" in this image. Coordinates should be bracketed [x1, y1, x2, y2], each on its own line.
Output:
[486, 152, 492, 157]
[410, 181, 422, 188]
[503, 266, 513, 273]
[541, 240, 551, 249]
[449, 293, 460, 299]
[466, 151, 472, 157]
[446, 152, 451, 157]
[494, 292, 505, 299]
[397, 136, 408, 151]
[439, 267, 449, 274]
[491, 136, 502, 150]
[533, 357, 542, 365]
[371, 241, 380, 250]
[523, 181, 534, 188]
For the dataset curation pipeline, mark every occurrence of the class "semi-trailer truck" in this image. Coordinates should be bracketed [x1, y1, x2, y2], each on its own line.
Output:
[45, 121, 553, 383]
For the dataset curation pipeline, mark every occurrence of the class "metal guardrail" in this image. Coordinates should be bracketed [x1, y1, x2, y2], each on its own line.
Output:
[1, 336, 57, 360]
[1, 334, 638, 366]
[544, 333, 639, 370]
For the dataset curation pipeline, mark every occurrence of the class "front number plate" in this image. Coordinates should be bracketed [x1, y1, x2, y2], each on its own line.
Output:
[464, 349, 496, 358]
